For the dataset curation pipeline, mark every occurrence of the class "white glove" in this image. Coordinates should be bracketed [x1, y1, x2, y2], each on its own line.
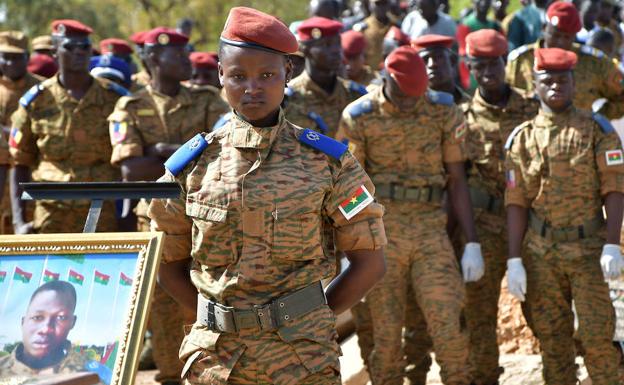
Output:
[601, 244, 623, 280]
[507, 258, 527, 302]
[461, 242, 485, 282]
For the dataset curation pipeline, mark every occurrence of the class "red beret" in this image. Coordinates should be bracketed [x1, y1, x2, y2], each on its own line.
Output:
[51, 19, 93, 36]
[100, 38, 133, 55]
[297, 17, 343, 42]
[384, 26, 410, 46]
[534, 48, 578, 72]
[411, 34, 454, 51]
[221, 7, 298, 54]
[144, 27, 189, 46]
[546, 1, 582, 34]
[28, 54, 58, 78]
[129, 31, 148, 46]
[385, 46, 428, 97]
[465, 29, 508, 57]
[190, 52, 218, 69]
[341, 30, 367, 57]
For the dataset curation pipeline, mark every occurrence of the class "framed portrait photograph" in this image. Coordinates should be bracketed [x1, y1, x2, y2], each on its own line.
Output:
[0, 232, 163, 385]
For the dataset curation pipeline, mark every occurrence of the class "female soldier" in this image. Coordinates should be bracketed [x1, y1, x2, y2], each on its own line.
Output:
[147, 7, 387, 385]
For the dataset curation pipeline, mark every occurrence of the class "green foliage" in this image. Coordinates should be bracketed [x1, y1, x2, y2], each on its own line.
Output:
[0, 0, 522, 51]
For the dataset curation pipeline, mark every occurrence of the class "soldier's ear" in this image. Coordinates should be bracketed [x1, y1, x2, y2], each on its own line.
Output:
[284, 56, 293, 84]
[218, 62, 225, 88]
[70, 315, 77, 329]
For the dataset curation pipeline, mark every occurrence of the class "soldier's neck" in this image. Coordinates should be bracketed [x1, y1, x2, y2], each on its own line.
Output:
[17, 345, 65, 370]
[150, 77, 181, 97]
[479, 84, 510, 107]
[305, 65, 337, 94]
[58, 71, 92, 100]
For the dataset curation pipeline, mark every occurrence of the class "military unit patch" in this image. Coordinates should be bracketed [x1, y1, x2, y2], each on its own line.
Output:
[454, 122, 466, 139]
[8, 127, 22, 148]
[109, 121, 127, 144]
[506, 170, 516, 188]
[339, 185, 374, 220]
[606, 150, 624, 166]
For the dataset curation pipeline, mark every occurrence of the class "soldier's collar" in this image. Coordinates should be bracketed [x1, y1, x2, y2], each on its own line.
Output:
[536, 105, 575, 126]
[146, 84, 192, 106]
[230, 109, 285, 149]
[379, 86, 424, 114]
[301, 70, 341, 99]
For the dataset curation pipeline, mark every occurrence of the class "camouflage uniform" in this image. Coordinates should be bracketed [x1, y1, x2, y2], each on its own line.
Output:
[505, 40, 624, 119]
[147, 110, 387, 385]
[284, 71, 367, 138]
[460, 88, 539, 384]
[354, 16, 392, 69]
[337, 86, 470, 385]
[0, 342, 93, 381]
[0, 72, 42, 233]
[108, 83, 227, 383]
[132, 70, 151, 87]
[349, 66, 381, 87]
[9, 75, 125, 233]
[505, 106, 622, 385]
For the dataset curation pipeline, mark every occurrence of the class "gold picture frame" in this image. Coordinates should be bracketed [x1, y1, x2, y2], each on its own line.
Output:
[0, 232, 163, 385]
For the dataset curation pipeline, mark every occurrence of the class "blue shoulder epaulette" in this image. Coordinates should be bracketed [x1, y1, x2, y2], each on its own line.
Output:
[348, 81, 368, 96]
[593, 113, 614, 133]
[284, 87, 295, 98]
[352, 21, 368, 32]
[299, 128, 348, 160]
[426, 90, 454, 106]
[307, 111, 329, 134]
[164, 133, 209, 176]
[19, 84, 43, 108]
[504, 123, 527, 151]
[347, 99, 373, 118]
[85, 360, 112, 385]
[212, 112, 232, 131]
[106, 81, 131, 96]
[580, 45, 605, 59]
[507, 44, 530, 62]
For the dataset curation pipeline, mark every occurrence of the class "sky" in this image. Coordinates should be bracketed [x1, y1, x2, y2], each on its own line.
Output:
[0, 252, 139, 349]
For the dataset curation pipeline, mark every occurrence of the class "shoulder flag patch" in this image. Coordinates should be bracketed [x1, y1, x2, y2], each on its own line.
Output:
[348, 81, 368, 96]
[504, 123, 527, 151]
[507, 44, 530, 62]
[339, 185, 374, 220]
[427, 90, 454, 106]
[9, 127, 22, 148]
[606, 150, 624, 166]
[106, 81, 131, 97]
[19, 84, 43, 108]
[109, 121, 128, 144]
[307, 111, 329, 134]
[348, 99, 373, 118]
[212, 112, 232, 131]
[164, 133, 209, 176]
[299, 128, 348, 160]
[593, 113, 614, 133]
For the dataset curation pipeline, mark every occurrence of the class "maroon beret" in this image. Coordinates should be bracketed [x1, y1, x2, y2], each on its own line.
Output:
[297, 17, 343, 42]
[386, 46, 428, 97]
[341, 30, 367, 57]
[51, 19, 93, 36]
[384, 26, 410, 46]
[546, 1, 582, 34]
[466, 29, 508, 57]
[28, 54, 58, 78]
[221, 7, 298, 54]
[411, 34, 454, 51]
[129, 31, 148, 46]
[190, 52, 218, 69]
[534, 47, 578, 72]
[143, 27, 189, 46]
[100, 38, 133, 55]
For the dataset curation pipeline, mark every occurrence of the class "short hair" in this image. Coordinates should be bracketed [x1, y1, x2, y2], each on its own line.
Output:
[587, 28, 615, 48]
[29, 280, 77, 312]
[177, 18, 194, 30]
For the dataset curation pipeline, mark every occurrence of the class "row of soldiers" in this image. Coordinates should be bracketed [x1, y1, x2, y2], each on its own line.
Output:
[0, 1, 623, 385]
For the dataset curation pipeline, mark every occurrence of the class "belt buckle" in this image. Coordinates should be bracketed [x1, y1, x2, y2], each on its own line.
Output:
[206, 301, 216, 331]
[253, 303, 276, 331]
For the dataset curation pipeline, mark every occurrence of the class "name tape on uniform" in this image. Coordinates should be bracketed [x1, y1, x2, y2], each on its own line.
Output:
[339, 185, 374, 221]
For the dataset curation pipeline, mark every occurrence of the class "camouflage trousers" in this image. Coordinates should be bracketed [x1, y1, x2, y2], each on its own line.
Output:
[524, 231, 619, 385]
[34, 200, 117, 233]
[181, 305, 341, 385]
[350, 300, 373, 367]
[366, 206, 470, 385]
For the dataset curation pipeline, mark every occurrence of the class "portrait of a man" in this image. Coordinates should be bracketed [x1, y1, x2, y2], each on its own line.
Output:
[0, 280, 90, 376]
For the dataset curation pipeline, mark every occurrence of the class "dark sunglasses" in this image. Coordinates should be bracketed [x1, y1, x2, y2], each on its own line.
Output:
[61, 39, 92, 52]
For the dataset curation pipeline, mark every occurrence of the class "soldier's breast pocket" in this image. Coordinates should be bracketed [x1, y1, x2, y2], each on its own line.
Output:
[186, 199, 234, 266]
[33, 119, 67, 158]
[271, 202, 324, 262]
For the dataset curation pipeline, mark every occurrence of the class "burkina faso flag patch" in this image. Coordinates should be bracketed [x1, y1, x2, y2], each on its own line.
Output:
[339, 185, 374, 220]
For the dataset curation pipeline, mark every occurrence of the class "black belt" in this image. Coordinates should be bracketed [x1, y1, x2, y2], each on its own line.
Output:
[528, 210, 604, 242]
[469, 187, 503, 214]
[196, 282, 327, 333]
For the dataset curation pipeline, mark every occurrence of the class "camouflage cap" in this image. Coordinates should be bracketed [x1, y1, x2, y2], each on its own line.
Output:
[31, 35, 54, 51]
[0, 31, 28, 54]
